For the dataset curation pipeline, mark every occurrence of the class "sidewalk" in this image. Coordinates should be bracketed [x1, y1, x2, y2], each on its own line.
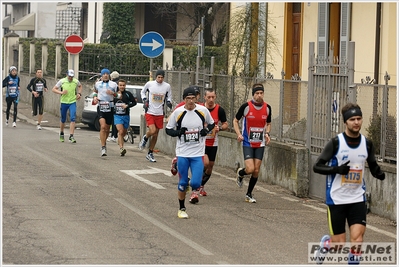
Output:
[2, 99, 73, 129]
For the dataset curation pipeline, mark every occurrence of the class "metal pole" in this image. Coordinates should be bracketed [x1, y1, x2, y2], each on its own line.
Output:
[71, 54, 75, 75]
[380, 71, 390, 160]
[306, 42, 315, 152]
[150, 58, 153, 80]
[210, 56, 214, 89]
[196, 56, 200, 85]
[278, 69, 285, 140]
[347, 41, 356, 103]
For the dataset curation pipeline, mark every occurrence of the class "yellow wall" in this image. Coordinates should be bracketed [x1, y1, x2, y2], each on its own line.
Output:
[266, 3, 285, 78]
[229, 3, 396, 86]
[351, 3, 378, 84]
[380, 3, 397, 85]
[352, 3, 397, 85]
[300, 3, 319, 81]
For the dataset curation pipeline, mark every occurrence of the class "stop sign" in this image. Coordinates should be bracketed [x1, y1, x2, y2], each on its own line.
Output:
[64, 35, 84, 54]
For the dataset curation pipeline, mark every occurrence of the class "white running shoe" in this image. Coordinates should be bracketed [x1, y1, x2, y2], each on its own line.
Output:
[101, 147, 107, 157]
[138, 135, 147, 150]
[146, 152, 156, 162]
[12, 122, 16, 127]
[236, 168, 244, 188]
[314, 235, 331, 264]
[37, 124, 42, 130]
[245, 194, 256, 203]
[178, 208, 189, 219]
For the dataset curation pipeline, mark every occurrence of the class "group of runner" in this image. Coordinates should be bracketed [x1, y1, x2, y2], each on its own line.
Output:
[4, 67, 387, 265]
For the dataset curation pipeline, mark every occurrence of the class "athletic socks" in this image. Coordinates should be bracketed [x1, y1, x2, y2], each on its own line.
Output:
[247, 176, 258, 196]
[179, 199, 185, 210]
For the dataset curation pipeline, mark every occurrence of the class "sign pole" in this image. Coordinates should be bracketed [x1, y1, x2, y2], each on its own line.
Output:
[150, 58, 153, 80]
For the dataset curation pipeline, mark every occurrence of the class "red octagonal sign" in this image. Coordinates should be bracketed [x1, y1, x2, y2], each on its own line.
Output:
[64, 35, 84, 54]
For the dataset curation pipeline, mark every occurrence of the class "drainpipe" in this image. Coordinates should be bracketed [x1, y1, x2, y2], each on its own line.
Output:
[94, 3, 97, 43]
[373, 3, 381, 117]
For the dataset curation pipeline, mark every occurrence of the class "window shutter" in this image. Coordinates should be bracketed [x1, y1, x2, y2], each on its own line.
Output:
[317, 3, 329, 58]
[340, 3, 351, 61]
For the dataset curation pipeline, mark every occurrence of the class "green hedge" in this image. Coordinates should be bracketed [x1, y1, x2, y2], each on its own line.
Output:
[20, 38, 228, 78]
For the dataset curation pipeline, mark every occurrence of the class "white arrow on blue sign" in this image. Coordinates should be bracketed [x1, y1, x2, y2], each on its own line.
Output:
[139, 31, 165, 58]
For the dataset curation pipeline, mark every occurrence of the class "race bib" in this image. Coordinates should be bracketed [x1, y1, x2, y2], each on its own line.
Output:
[115, 101, 125, 115]
[99, 101, 111, 112]
[152, 93, 164, 103]
[206, 129, 216, 139]
[9, 86, 17, 96]
[249, 127, 264, 143]
[341, 165, 363, 187]
[183, 129, 200, 143]
[36, 82, 44, 92]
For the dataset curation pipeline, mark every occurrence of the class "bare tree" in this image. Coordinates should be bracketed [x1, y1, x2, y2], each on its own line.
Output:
[229, 3, 280, 78]
[151, 3, 229, 46]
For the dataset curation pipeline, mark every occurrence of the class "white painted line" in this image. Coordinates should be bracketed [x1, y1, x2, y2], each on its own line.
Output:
[302, 204, 396, 239]
[84, 179, 98, 187]
[366, 224, 397, 239]
[256, 186, 277, 195]
[120, 170, 165, 189]
[281, 196, 299, 202]
[212, 170, 277, 195]
[129, 167, 173, 177]
[115, 198, 213, 255]
[101, 189, 114, 196]
[303, 204, 327, 213]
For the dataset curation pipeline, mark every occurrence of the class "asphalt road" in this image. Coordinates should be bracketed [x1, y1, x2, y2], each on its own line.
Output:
[2, 118, 397, 266]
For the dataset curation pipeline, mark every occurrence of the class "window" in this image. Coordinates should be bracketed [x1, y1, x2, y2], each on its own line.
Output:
[317, 3, 351, 61]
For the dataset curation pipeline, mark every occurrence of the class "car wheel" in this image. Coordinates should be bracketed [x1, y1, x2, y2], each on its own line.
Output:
[94, 116, 100, 131]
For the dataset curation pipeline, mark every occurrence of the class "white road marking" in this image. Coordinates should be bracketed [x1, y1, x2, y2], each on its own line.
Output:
[366, 224, 397, 239]
[101, 189, 114, 196]
[120, 170, 166, 189]
[128, 167, 173, 177]
[27, 143, 394, 242]
[281, 196, 299, 202]
[212, 170, 277, 195]
[115, 198, 213, 256]
[84, 179, 98, 187]
[303, 204, 327, 213]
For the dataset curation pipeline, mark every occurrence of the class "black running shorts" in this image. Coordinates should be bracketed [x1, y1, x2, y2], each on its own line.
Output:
[242, 146, 265, 161]
[97, 106, 114, 126]
[327, 201, 367, 235]
[205, 146, 218, 162]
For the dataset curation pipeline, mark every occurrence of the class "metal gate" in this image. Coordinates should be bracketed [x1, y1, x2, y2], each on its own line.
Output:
[306, 41, 355, 199]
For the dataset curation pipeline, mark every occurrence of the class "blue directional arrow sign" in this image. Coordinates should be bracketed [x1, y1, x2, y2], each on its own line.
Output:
[139, 31, 165, 58]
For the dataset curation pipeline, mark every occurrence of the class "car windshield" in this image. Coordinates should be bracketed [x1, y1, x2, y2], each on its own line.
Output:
[88, 86, 143, 104]
[126, 87, 143, 103]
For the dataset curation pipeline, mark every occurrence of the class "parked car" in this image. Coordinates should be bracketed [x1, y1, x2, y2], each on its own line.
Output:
[81, 85, 144, 133]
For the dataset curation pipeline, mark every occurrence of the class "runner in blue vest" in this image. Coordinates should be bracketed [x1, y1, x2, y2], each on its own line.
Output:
[2, 66, 20, 127]
[313, 103, 385, 265]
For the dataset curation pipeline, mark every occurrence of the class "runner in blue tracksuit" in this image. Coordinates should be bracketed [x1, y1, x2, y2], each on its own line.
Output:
[2, 66, 20, 127]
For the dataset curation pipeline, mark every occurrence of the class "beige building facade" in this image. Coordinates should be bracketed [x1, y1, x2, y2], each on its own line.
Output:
[229, 2, 397, 85]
